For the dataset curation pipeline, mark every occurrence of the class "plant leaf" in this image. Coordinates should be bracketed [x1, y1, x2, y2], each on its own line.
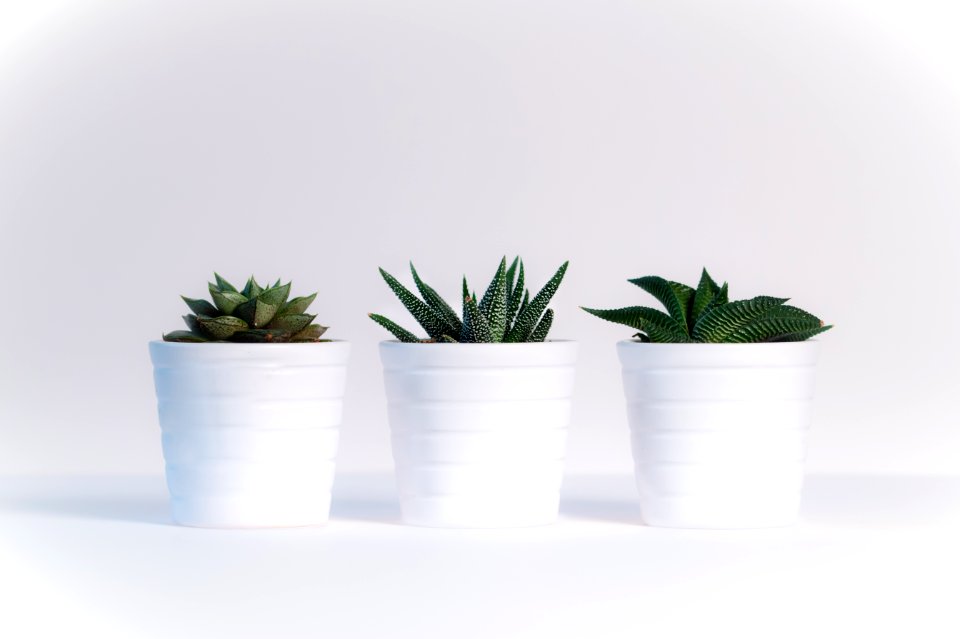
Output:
[461, 294, 492, 343]
[438, 335, 458, 343]
[581, 305, 690, 342]
[529, 308, 554, 342]
[290, 324, 328, 342]
[162, 330, 208, 342]
[242, 276, 263, 298]
[768, 324, 833, 342]
[279, 293, 317, 317]
[379, 267, 446, 339]
[233, 297, 279, 328]
[268, 313, 315, 334]
[214, 273, 238, 293]
[505, 260, 525, 332]
[181, 296, 219, 317]
[690, 268, 721, 328]
[182, 314, 204, 333]
[369, 313, 421, 342]
[628, 276, 694, 334]
[410, 263, 462, 336]
[479, 257, 509, 341]
[504, 261, 568, 342]
[228, 328, 290, 343]
[258, 282, 291, 308]
[692, 296, 788, 343]
[197, 315, 248, 340]
[208, 285, 247, 315]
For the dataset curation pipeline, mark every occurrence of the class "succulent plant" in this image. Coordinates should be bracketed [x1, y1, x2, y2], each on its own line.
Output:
[370, 257, 568, 343]
[163, 273, 329, 343]
[582, 268, 832, 343]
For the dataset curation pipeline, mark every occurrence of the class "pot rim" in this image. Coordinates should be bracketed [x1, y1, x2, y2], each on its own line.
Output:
[616, 339, 822, 347]
[149, 339, 349, 347]
[379, 339, 576, 346]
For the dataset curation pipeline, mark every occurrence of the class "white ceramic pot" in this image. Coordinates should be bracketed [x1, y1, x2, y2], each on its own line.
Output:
[149, 340, 350, 528]
[618, 340, 820, 529]
[380, 341, 578, 528]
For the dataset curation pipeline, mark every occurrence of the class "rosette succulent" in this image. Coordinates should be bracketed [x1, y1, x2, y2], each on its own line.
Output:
[163, 273, 328, 343]
[582, 268, 832, 343]
[369, 257, 568, 343]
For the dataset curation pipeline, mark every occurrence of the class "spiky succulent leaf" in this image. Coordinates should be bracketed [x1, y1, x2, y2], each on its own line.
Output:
[228, 328, 290, 343]
[242, 276, 263, 298]
[529, 308, 554, 342]
[504, 261, 568, 342]
[769, 324, 833, 342]
[690, 268, 721, 327]
[506, 260, 525, 332]
[258, 282, 291, 308]
[581, 305, 690, 342]
[233, 297, 279, 328]
[438, 335, 458, 343]
[279, 293, 317, 317]
[505, 257, 519, 297]
[214, 272, 238, 293]
[197, 315, 248, 340]
[479, 257, 509, 341]
[290, 324, 328, 342]
[729, 315, 825, 343]
[628, 276, 694, 333]
[182, 314, 203, 333]
[461, 294, 492, 343]
[692, 296, 788, 343]
[379, 268, 446, 339]
[410, 263, 462, 336]
[368, 313, 420, 343]
[208, 285, 247, 315]
[268, 313, 315, 334]
[181, 296, 219, 317]
[163, 330, 209, 342]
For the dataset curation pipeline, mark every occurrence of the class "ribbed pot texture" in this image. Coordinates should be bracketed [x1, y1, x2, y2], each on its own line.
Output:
[149, 340, 350, 528]
[380, 341, 578, 528]
[618, 340, 820, 529]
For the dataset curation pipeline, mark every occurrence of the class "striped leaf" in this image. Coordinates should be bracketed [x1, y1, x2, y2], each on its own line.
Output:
[628, 276, 694, 334]
[690, 268, 721, 327]
[368, 313, 420, 342]
[379, 267, 447, 339]
[504, 261, 568, 342]
[581, 306, 689, 342]
[692, 296, 787, 343]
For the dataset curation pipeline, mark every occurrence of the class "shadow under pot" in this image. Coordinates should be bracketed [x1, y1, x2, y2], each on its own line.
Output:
[380, 340, 578, 528]
[618, 340, 820, 529]
[149, 340, 350, 528]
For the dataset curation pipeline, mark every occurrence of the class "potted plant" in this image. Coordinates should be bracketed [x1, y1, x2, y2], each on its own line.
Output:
[370, 257, 576, 528]
[149, 274, 350, 528]
[583, 269, 832, 529]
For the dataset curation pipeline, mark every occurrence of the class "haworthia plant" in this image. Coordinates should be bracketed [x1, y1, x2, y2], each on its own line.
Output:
[163, 273, 329, 343]
[582, 268, 832, 343]
[370, 257, 568, 343]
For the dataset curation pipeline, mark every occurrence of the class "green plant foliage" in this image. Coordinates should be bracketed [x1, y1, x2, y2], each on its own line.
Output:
[370, 257, 568, 343]
[582, 268, 832, 343]
[163, 273, 329, 343]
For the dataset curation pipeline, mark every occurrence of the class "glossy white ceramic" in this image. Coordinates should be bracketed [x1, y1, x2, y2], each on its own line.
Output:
[149, 340, 350, 528]
[618, 340, 820, 529]
[380, 341, 578, 528]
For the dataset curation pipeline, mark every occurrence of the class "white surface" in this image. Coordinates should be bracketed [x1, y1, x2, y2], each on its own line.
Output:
[2, 0, 960, 480]
[619, 340, 818, 528]
[150, 340, 350, 527]
[1, 473, 958, 639]
[381, 341, 577, 527]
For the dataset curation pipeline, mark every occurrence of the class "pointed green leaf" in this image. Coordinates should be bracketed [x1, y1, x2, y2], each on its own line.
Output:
[369, 313, 420, 342]
[479, 257, 508, 341]
[162, 330, 208, 342]
[581, 305, 690, 342]
[242, 276, 263, 298]
[182, 314, 204, 333]
[379, 267, 446, 339]
[214, 273, 238, 293]
[233, 297, 279, 328]
[769, 324, 833, 342]
[197, 315, 248, 340]
[628, 276, 694, 334]
[690, 268, 721, 327]
[258, 282, 291, 308]
[181, 296, 219, 317]
[505, 260, 525, 332]
[438, 335, 459, 343]
[290, 324, 329, 342]
[208, 285, 247, 315]
[692, 296, 788, 343]
[505, 257, 519, 296]
[228, 328, 289, 343]
[268, 313, 315, 334]
[279, 293, 317, 317]
[504, 261, 568, 342]
[529, 308, 554, 342]
[461, 295, 492, 343]
[410, 263, 462, 336]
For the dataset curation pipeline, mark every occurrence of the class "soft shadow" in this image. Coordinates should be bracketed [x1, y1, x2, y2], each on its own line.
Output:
[330, 473, 402, 524]
[5, 494, 173, 526]
[801, 474, 960, 528]
[560, 498, 642, 525]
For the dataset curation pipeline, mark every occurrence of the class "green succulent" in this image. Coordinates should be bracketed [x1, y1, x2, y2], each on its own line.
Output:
[163, 273, 329, 343]
[582, 268, 832, 343]
[369, 257, 568, 343]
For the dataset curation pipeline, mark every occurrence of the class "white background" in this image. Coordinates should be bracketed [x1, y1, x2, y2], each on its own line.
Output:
[2, 0, 958, 479]
[2, 2, 959, 638]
